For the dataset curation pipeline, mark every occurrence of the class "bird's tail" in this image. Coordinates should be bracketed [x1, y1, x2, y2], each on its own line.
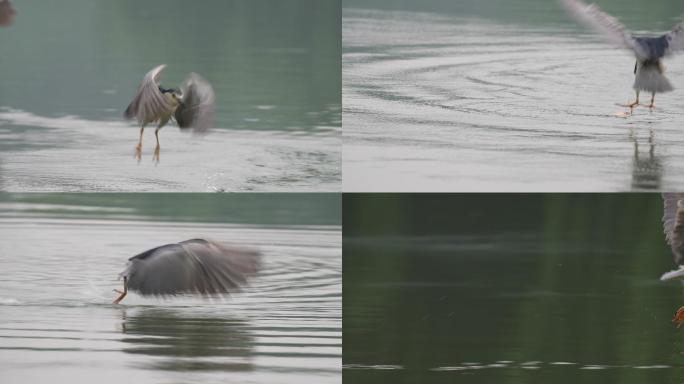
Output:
[634, 63, 674, 93]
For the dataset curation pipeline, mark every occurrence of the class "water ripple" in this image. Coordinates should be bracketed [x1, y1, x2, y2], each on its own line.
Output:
[0, 217, 340, 383]
[343, 8, 684, 191]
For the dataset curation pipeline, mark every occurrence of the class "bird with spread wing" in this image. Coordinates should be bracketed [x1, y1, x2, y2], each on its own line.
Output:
[113, 238, 260, 304]
[560, 0, 684, 110]
[124, 64, 215, 163]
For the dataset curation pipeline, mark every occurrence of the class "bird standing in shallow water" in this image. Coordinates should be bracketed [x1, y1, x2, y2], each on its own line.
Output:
[560, 0, 684, 110]
[124, 64, 215, 163]
[113, 238, 260, 304]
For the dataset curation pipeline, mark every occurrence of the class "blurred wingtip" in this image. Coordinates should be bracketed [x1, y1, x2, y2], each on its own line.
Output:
[661, 267, 684, 282]
[0, 0, 16, 27]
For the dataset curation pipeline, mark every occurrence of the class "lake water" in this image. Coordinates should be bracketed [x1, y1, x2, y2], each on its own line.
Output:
[344, 194, 684, 383]
[0, 0, 341, 192]
[0, 193, 341, 383]
[343, 0, 684, 191]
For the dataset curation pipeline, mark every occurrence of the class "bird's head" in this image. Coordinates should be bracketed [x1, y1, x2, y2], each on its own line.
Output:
[158, 86, 183, 106]
[172, 91, 185, 106]
[171, 89, 183, 101]
[158, 86, 182, 99]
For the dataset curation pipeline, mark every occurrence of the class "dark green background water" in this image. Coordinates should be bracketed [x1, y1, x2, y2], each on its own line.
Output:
[344, 194, 684, 383]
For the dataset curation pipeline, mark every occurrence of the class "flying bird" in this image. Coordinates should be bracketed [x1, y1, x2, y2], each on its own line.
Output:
[124, 64, 215, 163]
[113, 238, 260, 304]
[660, 193, 684, 327]
[560, 0, 684, 109]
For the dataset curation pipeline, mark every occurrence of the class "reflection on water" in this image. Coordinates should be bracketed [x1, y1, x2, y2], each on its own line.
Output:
[630, 128, 662, 190]
[343, 4, 684, 191]
[0, 108, 340, 192]
[344, 194, 684, 384]
[0, 194, 341, 383]
[120, 308, 254, 372]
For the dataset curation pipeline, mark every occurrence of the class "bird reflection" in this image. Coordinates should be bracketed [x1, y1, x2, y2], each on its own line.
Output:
[0, 0, 16, 27]
[629, 128, 662, 190]
[118, 308, 255, 372]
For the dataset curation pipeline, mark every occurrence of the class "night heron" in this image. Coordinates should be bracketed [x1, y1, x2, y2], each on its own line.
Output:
[113, 238, 260, 304]
[560, 0, 684, 109]
[660, 193, 684, 327]
[124, 64, 215, 163]
[0, 0, 16, 27]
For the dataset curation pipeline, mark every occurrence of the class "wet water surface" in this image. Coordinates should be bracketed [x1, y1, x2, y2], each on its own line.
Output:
[0, 0, 341, 192]
[0, 194, 341, 383]
[344, 194, 684, 383]
[343, 1, 684, 191]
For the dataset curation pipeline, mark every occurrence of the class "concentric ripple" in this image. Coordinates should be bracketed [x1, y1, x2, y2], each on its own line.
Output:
[343, 8, 684, 191]
[0, 108, 341, 192]
[0, 207, 341, 383]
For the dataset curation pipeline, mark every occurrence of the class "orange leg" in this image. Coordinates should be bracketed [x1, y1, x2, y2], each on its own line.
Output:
[621, 90, 640, 108]
[113, 277, 128, 304]
[648, 93, 655, 110]
[135, 125, 145, 163]
[673, 306, 684, 328]
[153, 126, 162, 164]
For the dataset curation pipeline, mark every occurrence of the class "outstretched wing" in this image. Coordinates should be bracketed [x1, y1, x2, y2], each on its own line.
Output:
[174, 73, 216, 133]
[664, 21, 684, 55]
[123, 238, 261, 297]
[660, 194, 684, 281]
[663, 193, 684, 266]
[559, 0, 647, 59]
[124, 64, 175, 124]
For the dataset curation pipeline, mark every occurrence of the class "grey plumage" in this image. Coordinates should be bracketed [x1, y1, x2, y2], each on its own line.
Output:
[124, 64, 215, 162]
[661, 193, 684, 281]
[560, 0, 684, 99]
[119, 238, 260, 297]
[174, 73, 216, 133]
[635, 36, 670, 60]
[124, 65, 177, 127]
[124, 64, 215, 131]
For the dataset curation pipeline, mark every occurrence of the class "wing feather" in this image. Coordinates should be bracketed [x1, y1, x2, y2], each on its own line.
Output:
[662, 193, 684, 266]
[665, 21, 684, 55]
[124, 64, 175, 125]
[174, 73, 216, 133]
[123, 238, 260, 297]
[559, 0, 647, 59]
